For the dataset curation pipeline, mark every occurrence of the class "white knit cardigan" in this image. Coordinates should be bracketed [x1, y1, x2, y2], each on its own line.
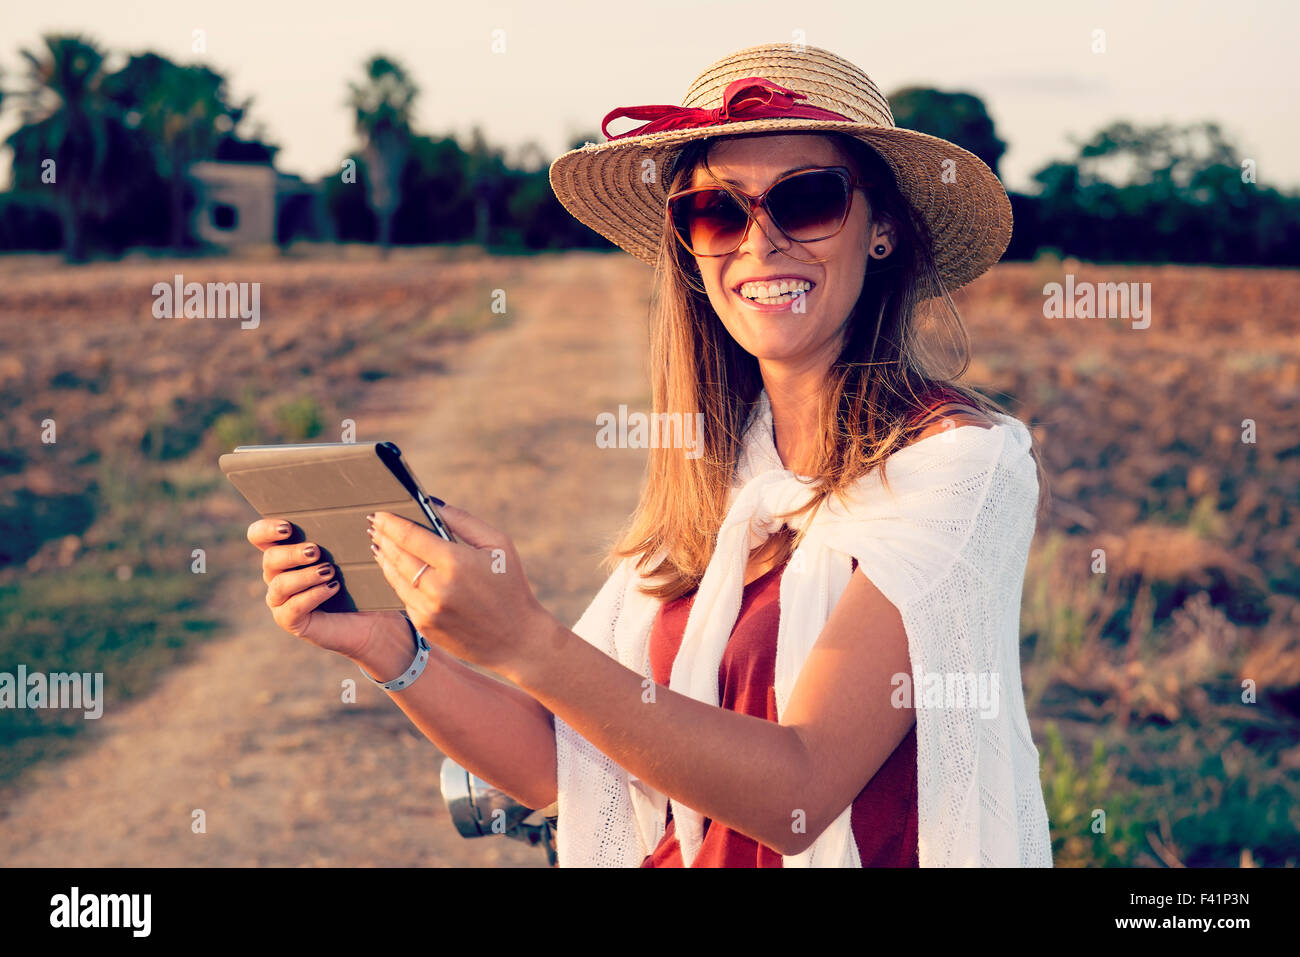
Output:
[554, 389, 1054, 867]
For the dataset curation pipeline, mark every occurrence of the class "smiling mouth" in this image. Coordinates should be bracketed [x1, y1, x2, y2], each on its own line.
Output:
[734, 279, 815, 305]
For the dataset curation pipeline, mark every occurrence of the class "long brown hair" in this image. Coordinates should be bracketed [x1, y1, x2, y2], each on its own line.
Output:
[608, 131, 1049, 600]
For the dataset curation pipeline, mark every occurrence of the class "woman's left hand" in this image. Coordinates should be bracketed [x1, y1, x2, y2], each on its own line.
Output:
[367, 505, 553, 678]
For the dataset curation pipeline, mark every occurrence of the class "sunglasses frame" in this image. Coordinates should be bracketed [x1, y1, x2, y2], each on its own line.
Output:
[665, 165, 870, 260]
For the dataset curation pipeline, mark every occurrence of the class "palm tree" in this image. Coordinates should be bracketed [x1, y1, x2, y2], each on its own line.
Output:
[346, 55, 417, 254]
[9, 34, 115, 262]
[106, 53, 245, 249]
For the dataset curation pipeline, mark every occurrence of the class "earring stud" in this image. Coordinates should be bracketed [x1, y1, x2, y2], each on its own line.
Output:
[874, 244, 887, 256]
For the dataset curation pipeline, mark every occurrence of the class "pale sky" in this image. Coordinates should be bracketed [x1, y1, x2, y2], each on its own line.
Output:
[2, 0, 1296, 195]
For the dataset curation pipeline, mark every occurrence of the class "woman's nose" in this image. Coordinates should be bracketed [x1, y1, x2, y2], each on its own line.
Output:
[738, 203, 789, 256]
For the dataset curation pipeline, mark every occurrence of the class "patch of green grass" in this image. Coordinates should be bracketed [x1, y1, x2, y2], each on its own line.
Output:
[211, 390, 328, 448]
[1040, 722, 1143, 866]
[273, 396, 325, 442]
[1223, 351, 1283, 374]
[1021, 531, 1111, 706]
[1120, 723, 1300, 867]
[0, 565, 222, 785]
[1187, 493, 1227, 541]
[0, 441, 248, 786]
[212, 407, 262, 450]
[212, 406, 263, 450]
[158, 466, 225, 502]
[0, 489, 97, 567]
[140, 395, 239, 461]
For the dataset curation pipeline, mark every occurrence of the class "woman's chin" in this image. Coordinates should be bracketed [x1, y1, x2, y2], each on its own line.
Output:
[730, 324, 818, 358]
[743, 344, 818, 366]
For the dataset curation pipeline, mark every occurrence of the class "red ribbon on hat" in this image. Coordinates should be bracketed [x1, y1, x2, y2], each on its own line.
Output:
[601, 76, 853, 141]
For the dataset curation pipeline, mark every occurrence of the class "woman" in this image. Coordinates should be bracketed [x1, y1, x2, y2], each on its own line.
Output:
[247, 43, 1053, 867]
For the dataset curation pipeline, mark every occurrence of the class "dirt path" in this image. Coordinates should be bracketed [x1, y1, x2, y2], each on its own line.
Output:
[0, 251, 652, 866]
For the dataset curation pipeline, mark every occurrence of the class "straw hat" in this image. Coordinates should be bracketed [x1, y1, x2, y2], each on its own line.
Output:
[548, 42, 1013, 295]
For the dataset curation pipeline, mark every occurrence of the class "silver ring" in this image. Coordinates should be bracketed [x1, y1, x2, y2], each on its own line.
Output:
[411, 562, 430, 587]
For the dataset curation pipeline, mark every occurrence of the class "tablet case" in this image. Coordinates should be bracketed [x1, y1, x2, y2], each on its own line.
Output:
[219, 441, 454, 613]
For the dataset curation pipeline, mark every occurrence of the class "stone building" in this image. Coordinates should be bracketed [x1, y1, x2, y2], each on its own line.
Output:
[188, 160, 326, 249]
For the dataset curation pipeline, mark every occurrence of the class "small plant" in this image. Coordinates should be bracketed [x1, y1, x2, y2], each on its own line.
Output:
[1040, 722, 1142, 866]
[212, 408, 261, 450]
[1187, 493, 1226, 541]
[273, 396, 324, 442]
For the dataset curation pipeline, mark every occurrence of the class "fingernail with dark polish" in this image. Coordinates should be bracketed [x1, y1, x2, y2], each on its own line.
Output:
[317, 564, 332, 577]
[277, 522, 290, 536]
[430, 496, 445, 507]
[370, 543, 380, 556]
[327, 580, 339, 589]
[303, 545, 317, 559]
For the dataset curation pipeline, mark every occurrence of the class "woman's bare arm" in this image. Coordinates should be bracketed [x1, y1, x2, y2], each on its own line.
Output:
[504, 565, 915, 857]
[352, 623, 558, 810]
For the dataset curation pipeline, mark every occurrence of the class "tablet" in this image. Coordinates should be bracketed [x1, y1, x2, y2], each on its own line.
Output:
[219, 441, 456, 613]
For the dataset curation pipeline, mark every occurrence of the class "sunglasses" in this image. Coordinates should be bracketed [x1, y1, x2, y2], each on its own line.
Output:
[666, 166, 868, 261]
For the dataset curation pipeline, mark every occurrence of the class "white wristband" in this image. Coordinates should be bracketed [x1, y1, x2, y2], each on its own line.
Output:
[359, 614, 431, 692]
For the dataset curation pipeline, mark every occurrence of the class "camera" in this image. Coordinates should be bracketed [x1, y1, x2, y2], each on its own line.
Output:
[438, 757, 558, 866]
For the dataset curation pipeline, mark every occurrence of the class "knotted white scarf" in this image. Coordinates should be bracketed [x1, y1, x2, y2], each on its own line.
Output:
[555, 389, 1054, 866]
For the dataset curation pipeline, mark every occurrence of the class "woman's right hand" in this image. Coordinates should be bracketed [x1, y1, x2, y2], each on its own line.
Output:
[247, 517, 406, 660]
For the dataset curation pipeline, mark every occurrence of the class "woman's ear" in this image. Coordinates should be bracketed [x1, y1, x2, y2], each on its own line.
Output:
[868, 215, 898, 258]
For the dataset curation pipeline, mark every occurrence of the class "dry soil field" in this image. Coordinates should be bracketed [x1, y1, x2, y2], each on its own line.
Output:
[0, 249, 1296, 867]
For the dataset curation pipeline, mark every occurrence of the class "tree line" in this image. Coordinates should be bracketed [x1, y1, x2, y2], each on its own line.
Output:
[1, 34, 1296, 266]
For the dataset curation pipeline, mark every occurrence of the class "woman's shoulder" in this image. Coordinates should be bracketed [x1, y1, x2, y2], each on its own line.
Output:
[881, 398, 1037, 525]
[907, 400, 997, 446]
[903, 384, 996, 440]
[882, 394, 1032, 487]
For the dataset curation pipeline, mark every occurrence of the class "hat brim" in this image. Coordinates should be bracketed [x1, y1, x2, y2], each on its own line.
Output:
[548, 118, 1012, 297]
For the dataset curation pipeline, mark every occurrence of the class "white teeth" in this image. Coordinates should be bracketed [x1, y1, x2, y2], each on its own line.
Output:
[739, 279, 812, 300]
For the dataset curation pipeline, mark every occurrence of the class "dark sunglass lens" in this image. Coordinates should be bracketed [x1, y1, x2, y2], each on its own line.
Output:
[768, 171, 849, 240]
[674, 189, 747, 254]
